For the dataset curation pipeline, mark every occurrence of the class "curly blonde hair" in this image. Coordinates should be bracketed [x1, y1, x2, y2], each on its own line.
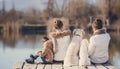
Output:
[47, 18, 69, 34]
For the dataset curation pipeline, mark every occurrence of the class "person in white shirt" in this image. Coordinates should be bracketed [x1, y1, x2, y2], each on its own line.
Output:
[49, 20, 71, 62]
[79, 18, 111, 66]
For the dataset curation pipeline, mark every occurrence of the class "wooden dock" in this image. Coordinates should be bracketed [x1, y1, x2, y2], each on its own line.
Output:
[12, 62, 118, 69]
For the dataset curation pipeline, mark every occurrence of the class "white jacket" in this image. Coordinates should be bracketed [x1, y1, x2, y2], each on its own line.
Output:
[50, 30, 71, 61]
[54, 35, 70, 61]
[88, 32, 111, 63]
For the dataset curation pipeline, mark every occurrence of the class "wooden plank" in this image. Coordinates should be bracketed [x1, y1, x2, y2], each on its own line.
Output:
[23, 63, 37, 69]
[52, 64, 63, 69]
[44, 64, 52, 69]
[102, 63, 118, 69]
[64, 66, 79, 69]
[96, 65, 107, 69]
[79, 65, 96, 69]
[37, 64, 45, 69]
[105, 66, 118, 69]
[79, 66, 88, 69]
[13, 62, 118, 69]
[87, 65, 97, 69]
[12, 62, 24, 69]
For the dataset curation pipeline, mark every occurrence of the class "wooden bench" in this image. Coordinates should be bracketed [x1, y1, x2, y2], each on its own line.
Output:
[12, 62, 118, 69]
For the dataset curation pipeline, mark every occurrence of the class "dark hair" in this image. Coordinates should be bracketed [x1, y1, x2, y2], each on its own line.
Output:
[54, 20, 63, 29]
[43, 36, 49, 41]
[93, 18, 103, 29]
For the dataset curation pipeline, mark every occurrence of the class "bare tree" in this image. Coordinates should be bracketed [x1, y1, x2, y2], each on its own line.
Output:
[96, 0, 120, 25]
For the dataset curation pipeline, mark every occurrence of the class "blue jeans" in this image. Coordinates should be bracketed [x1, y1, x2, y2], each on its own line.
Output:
[33, 55, 52, 64]
[41, 57, 52, 64]
[91, 61, 111, 65]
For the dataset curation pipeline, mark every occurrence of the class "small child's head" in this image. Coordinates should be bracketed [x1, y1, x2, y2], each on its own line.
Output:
[54, 20, 63, 30]
[42, 36, 49, 43]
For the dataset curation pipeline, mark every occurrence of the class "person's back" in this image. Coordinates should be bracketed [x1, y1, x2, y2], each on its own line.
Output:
[89, 32, 110, 63]
[55, 32, 70, 61]
[42, 40, 54, 62]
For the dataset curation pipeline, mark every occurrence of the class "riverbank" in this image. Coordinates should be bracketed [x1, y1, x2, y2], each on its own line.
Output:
[0, 23, 120, 36]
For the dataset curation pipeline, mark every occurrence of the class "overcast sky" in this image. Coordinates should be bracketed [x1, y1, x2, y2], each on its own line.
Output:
[0, 0, 96, 11]
[0, 0, 49, 11]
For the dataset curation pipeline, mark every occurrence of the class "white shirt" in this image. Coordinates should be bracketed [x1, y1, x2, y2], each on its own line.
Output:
[88, 32, 111, 63]
[53, 30, 70, 61]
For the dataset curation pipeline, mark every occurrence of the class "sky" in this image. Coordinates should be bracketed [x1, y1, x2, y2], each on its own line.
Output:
[0, 0, 97, 11]
[0, 0, 49, 11]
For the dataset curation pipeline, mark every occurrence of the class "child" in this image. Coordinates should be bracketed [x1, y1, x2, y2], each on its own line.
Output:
[25, 36, 54, 64]
[49, 19, 71, 62]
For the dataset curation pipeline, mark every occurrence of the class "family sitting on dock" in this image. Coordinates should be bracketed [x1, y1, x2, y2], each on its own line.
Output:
[26, 18, 111, 66]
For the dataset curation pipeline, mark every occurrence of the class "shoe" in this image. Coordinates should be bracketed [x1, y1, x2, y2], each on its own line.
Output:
[25, 58, 34, 64]
[30, 54, 36, 59]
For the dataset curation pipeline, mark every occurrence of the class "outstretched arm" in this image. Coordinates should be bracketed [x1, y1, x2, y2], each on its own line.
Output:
[49, 30, 71, 39]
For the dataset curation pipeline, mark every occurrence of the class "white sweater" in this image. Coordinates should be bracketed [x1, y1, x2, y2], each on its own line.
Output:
[54, 35, 70, 61]
[88, 33, 111, 63]
[51, 30, 70, 61]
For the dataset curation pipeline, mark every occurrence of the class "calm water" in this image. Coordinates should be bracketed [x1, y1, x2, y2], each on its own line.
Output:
[0, 31, 120, 69]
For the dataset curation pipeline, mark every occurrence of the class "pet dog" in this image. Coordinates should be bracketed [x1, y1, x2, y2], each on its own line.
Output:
[64, 29, 85, 66]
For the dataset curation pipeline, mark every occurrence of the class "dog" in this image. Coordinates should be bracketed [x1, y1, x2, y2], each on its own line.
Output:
[64, 29, 85, 66]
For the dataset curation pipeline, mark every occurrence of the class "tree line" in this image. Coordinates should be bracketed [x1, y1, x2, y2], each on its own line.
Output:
[0, 0, 120, 27]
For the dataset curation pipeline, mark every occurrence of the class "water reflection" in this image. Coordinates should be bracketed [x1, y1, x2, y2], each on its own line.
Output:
[0, 30, 44, 49]
[0, 30, 120, 69]
[0, 30, 44, 69]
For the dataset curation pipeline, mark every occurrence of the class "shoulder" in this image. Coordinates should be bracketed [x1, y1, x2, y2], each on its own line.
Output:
[62, 30, 71, 35]
[43, 40, 53, 48]
[49, 32, 56, 38]
[49, 30, 71, 39]
[95, 33, 111, 39]
[90, 33, 111, 43]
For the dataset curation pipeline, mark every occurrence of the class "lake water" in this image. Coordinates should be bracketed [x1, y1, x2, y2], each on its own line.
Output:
[0, 31, 120, 69]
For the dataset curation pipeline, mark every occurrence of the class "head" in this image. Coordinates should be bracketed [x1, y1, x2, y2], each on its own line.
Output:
[41, 36, 49, 44]
[54, 20, 63, 30]
[92, 18, 103, 32]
